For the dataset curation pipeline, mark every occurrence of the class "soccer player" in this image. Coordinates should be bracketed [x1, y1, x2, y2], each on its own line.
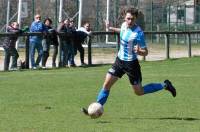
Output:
[82, 7, 176, 115]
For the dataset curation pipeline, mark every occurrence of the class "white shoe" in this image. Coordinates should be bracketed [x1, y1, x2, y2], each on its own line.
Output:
[17, 59, 22, 69]
[32, 67, 37, 70]
[10, 67, 18, 71]
[42, 66, 46, 69]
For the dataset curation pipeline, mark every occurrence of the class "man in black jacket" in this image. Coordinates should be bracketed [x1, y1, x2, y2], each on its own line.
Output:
[3, 22, 21, 71]
[57, 19, 73, 67]
[42, 18, 59, 68]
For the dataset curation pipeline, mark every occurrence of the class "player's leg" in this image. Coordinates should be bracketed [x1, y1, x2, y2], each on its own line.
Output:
[131, 83, 144, 96]
[82, 58, 124, 115]
[127, 60, 168, 96]
[82, 73, 118, 115]
[96, 73, 118, 105]
[132, 83, 165, 96]
[96, 58, 124, 105]
[142, 81, 176, 97]
[131, 78, 176, 97]
[129, 72, 170, 96]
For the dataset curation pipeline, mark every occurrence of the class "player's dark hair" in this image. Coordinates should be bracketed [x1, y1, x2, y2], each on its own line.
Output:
[126, 7, 139, 18]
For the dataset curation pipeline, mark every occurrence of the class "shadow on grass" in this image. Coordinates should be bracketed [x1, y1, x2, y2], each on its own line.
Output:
[0, 64, 112, 72]
[157, 117, 200, 121]
[95, 116, 200, 124]
[83, 63, 112, 68]
[120, 117, 200, 121]
[96, 120, 112, 124]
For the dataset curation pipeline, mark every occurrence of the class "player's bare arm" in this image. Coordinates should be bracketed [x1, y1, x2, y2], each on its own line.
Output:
[108, 27, 120, 33]
[134, 45, 148, 56]
[105, 20, 120, 33]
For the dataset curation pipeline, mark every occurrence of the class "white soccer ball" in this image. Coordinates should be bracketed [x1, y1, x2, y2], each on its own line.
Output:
[88, 102, 104, 119]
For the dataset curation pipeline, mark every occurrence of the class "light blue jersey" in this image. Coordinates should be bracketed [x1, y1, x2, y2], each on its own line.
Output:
[118, 22, 146, 61]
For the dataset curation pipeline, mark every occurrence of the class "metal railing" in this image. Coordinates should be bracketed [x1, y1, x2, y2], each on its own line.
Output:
[0, 30, 199, 69]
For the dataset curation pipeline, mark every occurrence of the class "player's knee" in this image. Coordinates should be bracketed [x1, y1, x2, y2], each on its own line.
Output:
[132, 85, 144, 96]
[134, 91, 144, 96]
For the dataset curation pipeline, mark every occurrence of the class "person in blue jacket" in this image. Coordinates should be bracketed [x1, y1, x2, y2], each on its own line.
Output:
[29, 14, 47, 69]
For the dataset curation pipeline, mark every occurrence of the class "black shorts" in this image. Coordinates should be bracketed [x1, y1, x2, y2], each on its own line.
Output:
[108, 57, 142, 85]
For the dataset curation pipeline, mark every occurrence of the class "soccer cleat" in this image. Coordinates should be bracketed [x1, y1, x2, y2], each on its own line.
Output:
[164, 80, 176, 97]
[81, 107, 89, 116]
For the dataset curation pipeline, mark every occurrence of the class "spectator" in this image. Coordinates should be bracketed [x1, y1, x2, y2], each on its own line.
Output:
[57, 18, 73, 67]
[42, 18, 59, 68]
[3, 22, 21, 71]
[68, 18, 77, 67]
[75, 21, 91, 66]
[29, 14, 47, 69]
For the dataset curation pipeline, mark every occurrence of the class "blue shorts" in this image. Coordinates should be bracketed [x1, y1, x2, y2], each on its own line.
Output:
[108, 57, 142, 85]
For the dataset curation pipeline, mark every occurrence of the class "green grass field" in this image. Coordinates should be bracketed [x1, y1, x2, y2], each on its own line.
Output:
[0, 57, 200, 132]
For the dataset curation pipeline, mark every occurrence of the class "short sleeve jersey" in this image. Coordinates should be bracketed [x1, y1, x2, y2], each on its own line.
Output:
[117, 22, 147, 61]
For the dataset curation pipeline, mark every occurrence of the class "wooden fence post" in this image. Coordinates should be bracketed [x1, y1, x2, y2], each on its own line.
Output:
[87, 35, 92, 65]
[25, 35, 29, 69]
[117, 33, 120, 51]
[57, 36, 62, 67]
[187, 33, 191, 58]
[165, 34, 170, 59]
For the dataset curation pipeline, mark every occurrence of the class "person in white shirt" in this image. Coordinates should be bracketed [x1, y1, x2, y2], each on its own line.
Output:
[74, 22, 91, 66]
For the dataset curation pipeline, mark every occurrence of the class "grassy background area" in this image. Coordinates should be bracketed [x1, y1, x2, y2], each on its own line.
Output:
[0, 57, 200, 132]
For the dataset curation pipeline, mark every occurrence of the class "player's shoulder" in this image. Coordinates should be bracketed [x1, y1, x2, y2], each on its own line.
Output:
[134, 25, 143, 32]
[134, 25, 145, 37]
[121, 22, 127, 29]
